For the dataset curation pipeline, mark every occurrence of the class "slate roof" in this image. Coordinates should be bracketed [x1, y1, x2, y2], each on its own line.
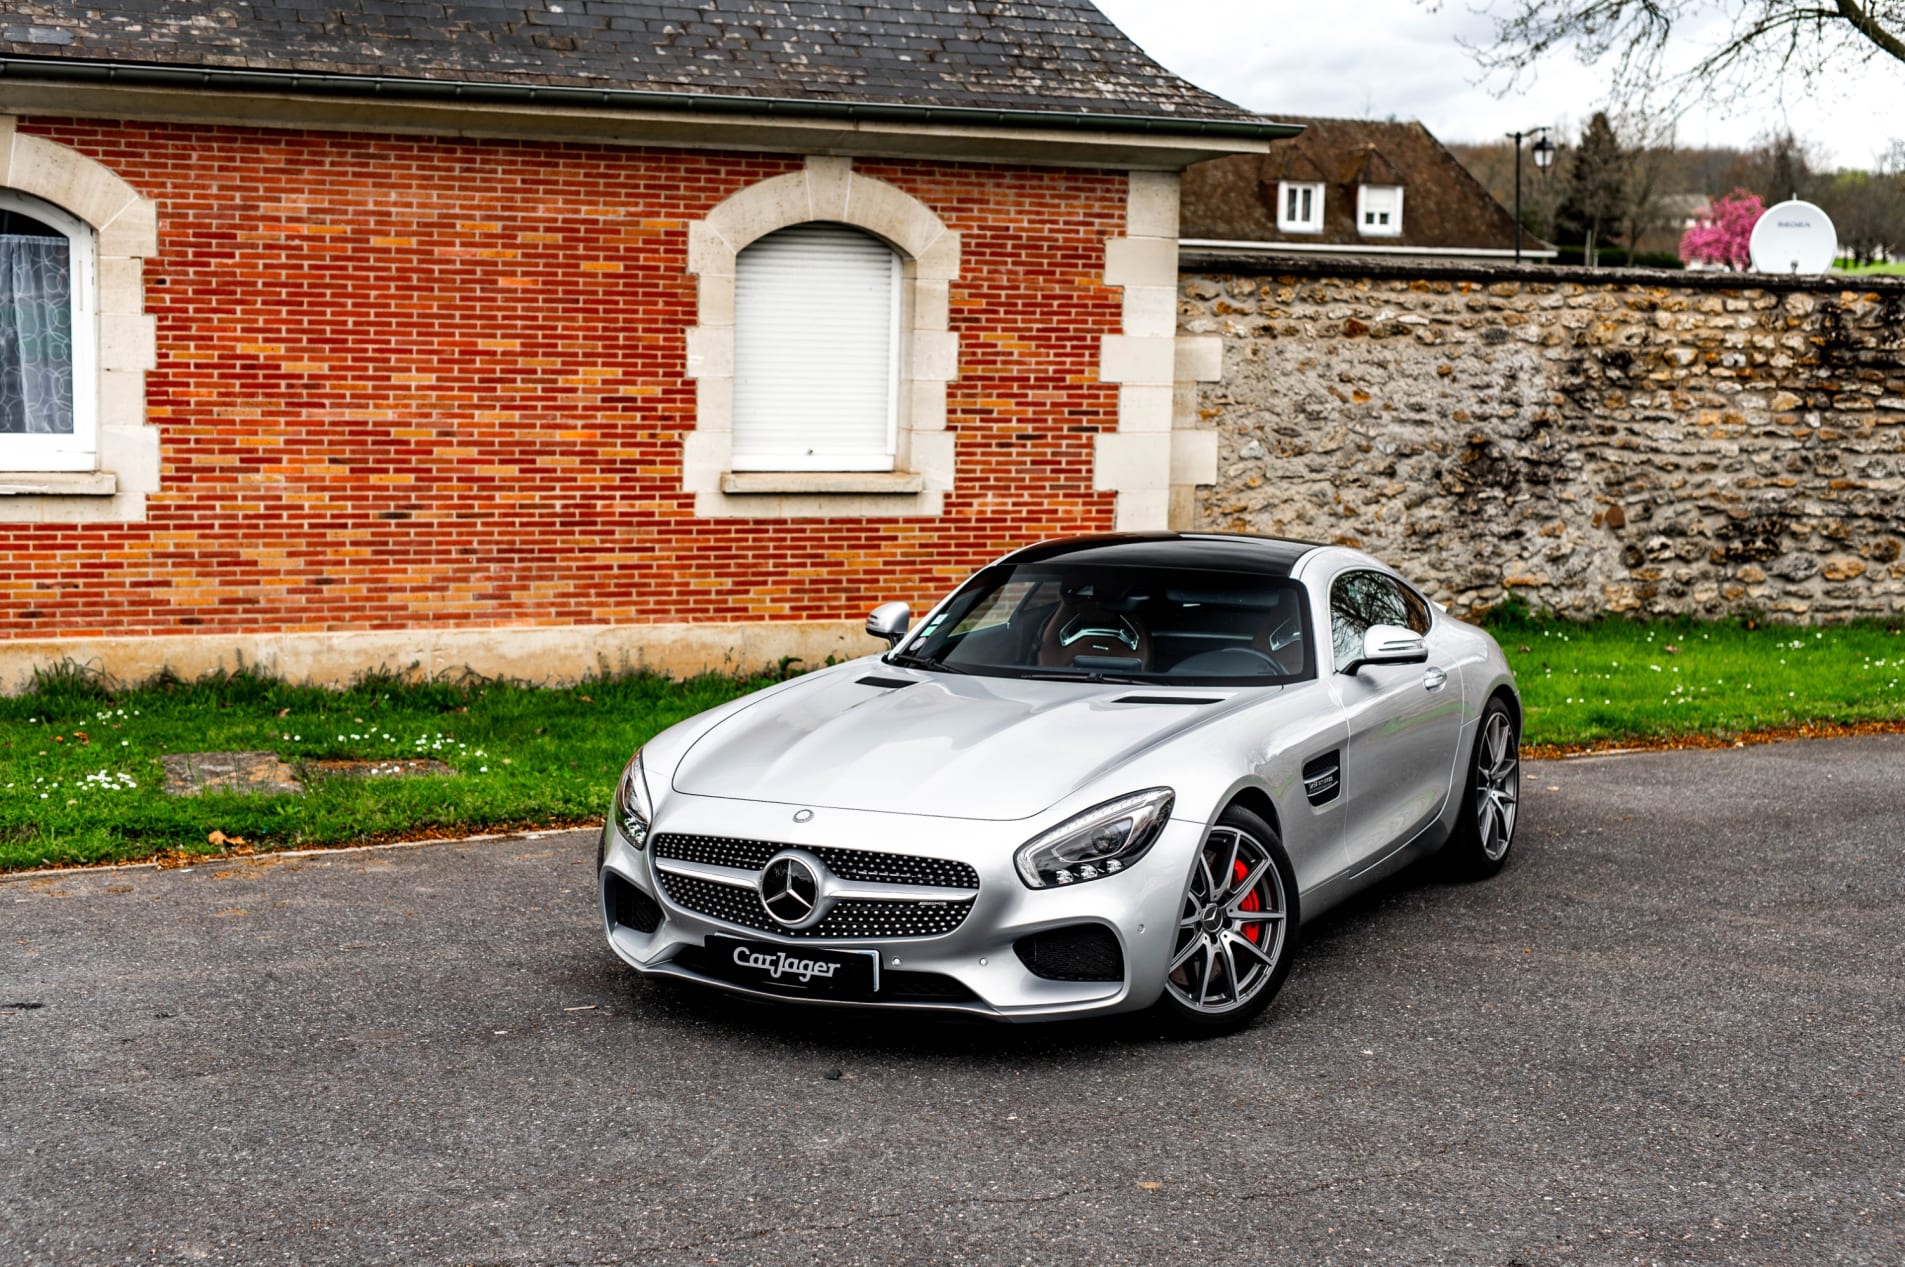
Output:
[0, 0, 1262, 123]
[1183, 116, 1540, 251]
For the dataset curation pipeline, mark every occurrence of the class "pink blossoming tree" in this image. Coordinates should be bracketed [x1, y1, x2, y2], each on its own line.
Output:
[1679, 189, 1764, 270]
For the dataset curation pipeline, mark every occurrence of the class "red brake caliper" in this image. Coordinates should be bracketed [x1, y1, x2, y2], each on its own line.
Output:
[1234, 859, 1262, 944]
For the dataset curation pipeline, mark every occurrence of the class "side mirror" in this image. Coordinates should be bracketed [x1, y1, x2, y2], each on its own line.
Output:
[865, 601, 911, 648]
[1341, 623, 1427, 674]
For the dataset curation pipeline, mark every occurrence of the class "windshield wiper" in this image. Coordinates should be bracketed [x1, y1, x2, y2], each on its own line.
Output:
[884, 653, 969, 675]
[1016, 670, 1148, 686]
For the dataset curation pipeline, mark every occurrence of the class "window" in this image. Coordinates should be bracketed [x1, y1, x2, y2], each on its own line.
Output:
[732, 222, 901, 472]
[1276, 181, 1324, 233]
[1357, 184, 1404, 237]
[897, 563, 1313, 685]
[1, 190, 95, 471]
[1330, 570, 1430, 669]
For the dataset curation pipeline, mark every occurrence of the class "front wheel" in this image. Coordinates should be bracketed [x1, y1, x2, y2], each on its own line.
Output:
[1152, 806, 1299, 1036]
[1444, 698, 1521, 879]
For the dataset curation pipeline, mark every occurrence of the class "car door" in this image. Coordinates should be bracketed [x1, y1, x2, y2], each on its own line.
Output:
[1326, 569, 1466, 870]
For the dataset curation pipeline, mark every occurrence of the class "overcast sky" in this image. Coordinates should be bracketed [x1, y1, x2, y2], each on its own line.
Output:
[1092, 0, 1905, 170]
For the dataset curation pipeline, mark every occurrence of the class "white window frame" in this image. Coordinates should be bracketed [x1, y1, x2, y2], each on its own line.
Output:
[1357, 184, 1404, 237]
[732, 224, 903, 473]
[0, 189, 97, 473]
[1276, 181, 1325, 234]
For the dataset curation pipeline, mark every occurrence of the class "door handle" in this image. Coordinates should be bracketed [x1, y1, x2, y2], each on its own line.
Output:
[1423, 666, 1447, 691]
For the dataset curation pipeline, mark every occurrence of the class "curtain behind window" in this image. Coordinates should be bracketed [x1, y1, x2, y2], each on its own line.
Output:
[0, 234, 75, 435]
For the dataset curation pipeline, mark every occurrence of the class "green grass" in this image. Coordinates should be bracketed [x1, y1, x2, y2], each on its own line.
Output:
[5, 613, 1903, 871]
[0, 664, 772, 871]
[1833, 260, 1905, 275]
[1490, 608, 1905, 749]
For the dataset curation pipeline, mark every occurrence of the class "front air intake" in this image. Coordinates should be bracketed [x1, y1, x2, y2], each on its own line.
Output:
[1014, 925, 1124, 982]
[604, 871, 663, 934]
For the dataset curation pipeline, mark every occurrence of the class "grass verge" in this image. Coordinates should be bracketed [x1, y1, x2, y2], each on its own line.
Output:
[4, 612, 1902, 872]
[0, 664, 771, 872]
[1489, 607, 1905, 753]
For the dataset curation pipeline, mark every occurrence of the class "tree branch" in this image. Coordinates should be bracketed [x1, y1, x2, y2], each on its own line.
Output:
[1833, 0, 1905, 63]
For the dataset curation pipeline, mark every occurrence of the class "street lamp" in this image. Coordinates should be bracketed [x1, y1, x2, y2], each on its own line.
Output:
[1507, 126, 1556, 263]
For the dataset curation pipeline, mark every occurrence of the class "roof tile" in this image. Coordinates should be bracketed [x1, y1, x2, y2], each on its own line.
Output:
[1, 0, 1262, 120]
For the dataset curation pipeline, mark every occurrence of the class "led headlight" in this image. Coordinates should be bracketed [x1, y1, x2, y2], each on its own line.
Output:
[1014, 788, 1174, 889]
[612, 751, 653, 851]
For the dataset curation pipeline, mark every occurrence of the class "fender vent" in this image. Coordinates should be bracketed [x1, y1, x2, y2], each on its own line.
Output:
[1111, 695, 1223, 706]
[1302, 751, 1341, 807]
[855, 675, 916, 689]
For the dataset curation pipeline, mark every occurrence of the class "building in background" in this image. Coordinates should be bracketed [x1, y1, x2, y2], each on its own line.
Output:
[0, 1, 1289, 686]
[1181, 116, 1555, 264]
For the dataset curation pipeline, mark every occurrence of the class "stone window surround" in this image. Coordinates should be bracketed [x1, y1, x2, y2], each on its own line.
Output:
[0, 116, 159, 525]
[687, 160, 1222, 527]
[682, 156, 959, 518]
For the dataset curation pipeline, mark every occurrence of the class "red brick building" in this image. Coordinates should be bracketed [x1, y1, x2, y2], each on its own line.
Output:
[0, 2, 1285, 686]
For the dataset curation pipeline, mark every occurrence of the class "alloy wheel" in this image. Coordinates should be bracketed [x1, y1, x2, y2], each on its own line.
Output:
[1475, 710, 1520, 862]
[1166, 826, 1288, 1014]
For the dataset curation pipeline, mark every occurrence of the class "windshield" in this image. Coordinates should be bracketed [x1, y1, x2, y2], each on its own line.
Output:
[889, 563, 1314, 685]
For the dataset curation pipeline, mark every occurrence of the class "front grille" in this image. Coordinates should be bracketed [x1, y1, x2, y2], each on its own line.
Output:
[656, 871, 974, 940]
[1015, 925, 1125, 982]
[604, 872, 663, 934]
[652, 833, 978, 890]
[670, 945, 979, 1004]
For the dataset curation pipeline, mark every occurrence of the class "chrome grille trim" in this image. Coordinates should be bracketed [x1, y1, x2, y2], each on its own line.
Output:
[652, 833, 979, 890]
[655, 870, 974, 940]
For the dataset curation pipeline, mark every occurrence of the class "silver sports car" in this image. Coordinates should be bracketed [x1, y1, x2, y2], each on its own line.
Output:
[598, 534, 1521, 1032]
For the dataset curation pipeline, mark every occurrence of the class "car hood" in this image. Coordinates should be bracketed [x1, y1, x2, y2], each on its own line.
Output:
[670, 667, 1264, 821]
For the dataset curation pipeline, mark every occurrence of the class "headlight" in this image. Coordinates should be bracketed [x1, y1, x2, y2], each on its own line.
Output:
[1014, 788, 1174, 889]
[612, 751, 653, 851]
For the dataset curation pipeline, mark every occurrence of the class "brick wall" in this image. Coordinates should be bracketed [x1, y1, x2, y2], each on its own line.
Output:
[1182, 259, 1905, 621]
[5, 121, 1124, 645]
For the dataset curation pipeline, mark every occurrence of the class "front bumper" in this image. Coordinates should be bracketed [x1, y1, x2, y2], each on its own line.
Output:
[598, 792, 1202, 1021]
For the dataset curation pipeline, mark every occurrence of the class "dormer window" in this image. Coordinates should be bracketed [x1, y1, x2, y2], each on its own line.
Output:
[1358, 184, 1403, 237]
[1276, 181, 1324, 233]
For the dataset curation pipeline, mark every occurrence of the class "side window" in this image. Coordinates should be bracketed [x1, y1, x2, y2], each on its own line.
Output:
[732, 222, 901, 473]
[1395, 582, 1432, 635]
[1329, 570, 1411, 668]
[1, 190, 95, 471]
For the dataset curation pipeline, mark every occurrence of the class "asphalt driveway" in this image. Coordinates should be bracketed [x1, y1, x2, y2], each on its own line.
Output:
[3, 736, 1902, 1266]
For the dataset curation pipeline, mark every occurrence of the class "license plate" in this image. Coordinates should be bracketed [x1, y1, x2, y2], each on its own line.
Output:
[705, 935, 880, 998]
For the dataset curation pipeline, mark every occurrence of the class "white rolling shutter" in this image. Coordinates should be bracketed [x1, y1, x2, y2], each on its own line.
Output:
[732, 223, 900, 471]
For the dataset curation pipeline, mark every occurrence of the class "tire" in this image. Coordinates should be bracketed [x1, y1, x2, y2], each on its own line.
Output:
[1444, 697, 1521, 879]
[1152, 805, 1300, 1036]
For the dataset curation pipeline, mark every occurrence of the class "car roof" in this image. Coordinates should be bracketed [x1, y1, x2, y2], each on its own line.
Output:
[997, 533, 1322, 578]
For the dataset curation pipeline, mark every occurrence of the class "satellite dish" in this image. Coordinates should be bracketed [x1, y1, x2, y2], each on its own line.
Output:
[1749, 199, 1837, 274]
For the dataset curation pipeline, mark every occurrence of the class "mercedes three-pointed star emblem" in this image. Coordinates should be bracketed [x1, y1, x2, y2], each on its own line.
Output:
[759, 852, 823, 928]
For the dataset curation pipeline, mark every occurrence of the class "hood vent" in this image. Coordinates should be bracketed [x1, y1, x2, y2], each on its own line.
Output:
[855, 675, 916, 689]
[1111, 694, 1223, 706]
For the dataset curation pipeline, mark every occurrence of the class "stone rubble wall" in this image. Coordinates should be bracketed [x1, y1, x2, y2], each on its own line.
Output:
[1180, 259, 1905, 621]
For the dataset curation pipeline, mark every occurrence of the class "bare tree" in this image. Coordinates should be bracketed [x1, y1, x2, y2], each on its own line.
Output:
[1613, 113, 1682, 262]
[1813, 144, 1905, 261]
[1454, 2, 1905, 109]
